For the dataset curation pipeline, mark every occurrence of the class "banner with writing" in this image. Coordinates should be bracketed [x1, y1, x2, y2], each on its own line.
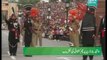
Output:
[23, 47, 101, 56]
[87, 0, 98, 7]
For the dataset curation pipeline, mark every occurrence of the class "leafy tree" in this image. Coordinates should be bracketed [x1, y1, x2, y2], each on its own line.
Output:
[18, 0, 40, 5]
[18, 0, 40, 9]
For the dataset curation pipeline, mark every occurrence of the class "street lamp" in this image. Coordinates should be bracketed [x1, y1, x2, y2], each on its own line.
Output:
[65, 0, 70, 26]
[46, 5, 51, 29]
[47, 6, 51, 21]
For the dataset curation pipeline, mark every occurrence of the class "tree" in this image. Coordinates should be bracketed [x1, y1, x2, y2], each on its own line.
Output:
[18, 0, 40, 9]
[18, 0, 40, 5]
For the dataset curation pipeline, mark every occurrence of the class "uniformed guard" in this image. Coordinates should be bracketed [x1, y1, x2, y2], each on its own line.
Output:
[80, 7, 96, 60]
[31, 16, 43, 46]
[23, 14, 32, 47]
[98, 16, 106, 60]
[69, 18, 80, 47]
[5, 14, 20, 59]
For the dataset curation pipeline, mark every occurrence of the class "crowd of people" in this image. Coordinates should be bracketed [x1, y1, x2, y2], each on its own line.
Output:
[32, 2, 77, 41]
[3, 1, 106, 60]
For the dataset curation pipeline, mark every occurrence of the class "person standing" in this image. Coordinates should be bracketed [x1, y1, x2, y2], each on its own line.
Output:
[5, 14, 20, 59]
[23, 13, 33, 57]
[80, 7, 97, 60]
[53, 26, 57, 40]
[22, 13, 32, 56]
[69, 18, 80, 47]
[98, 16, 106, 60]
[31, 17, 43, 46]
[23, 14, 32, 48]
[56, 27, 60, 41]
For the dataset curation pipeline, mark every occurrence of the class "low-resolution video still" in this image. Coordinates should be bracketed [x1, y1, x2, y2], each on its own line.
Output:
[2, 0, 106, 60]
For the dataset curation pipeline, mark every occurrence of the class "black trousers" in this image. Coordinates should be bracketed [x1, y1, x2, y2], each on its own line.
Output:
[9, 42, 18, 56]
[24, 32, 32, 47]
[100, 38, 105, 60]
[24, 32, 32, 57]
[53, 34, 56, 40]
[56, 34, 60, 40]
[82, 44, 94, 60]
[25, 41, 31, 47]
[59, 35, 63, 40]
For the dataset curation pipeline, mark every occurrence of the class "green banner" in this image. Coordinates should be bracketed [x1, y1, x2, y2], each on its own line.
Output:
[23, 47, 102, 56]
[87, 0, 98, 7]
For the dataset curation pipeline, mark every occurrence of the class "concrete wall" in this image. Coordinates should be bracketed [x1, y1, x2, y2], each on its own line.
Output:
[8, 3, 18, 17]
[2, 1, 18, 19]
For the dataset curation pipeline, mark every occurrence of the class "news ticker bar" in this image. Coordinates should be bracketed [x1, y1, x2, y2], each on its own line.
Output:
[23, 47, 102, 56]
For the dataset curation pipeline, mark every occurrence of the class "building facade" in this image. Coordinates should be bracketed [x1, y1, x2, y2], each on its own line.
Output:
[2, 0, 18, 19]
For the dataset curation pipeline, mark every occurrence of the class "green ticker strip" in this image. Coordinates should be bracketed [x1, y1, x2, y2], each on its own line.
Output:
[23, 47, 102, 56]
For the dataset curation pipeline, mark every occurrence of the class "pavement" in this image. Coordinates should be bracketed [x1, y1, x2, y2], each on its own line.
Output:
[2, 30, 103, 60]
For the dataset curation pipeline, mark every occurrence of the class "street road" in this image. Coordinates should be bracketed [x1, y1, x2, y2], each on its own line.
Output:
[2, 30, 103, 60]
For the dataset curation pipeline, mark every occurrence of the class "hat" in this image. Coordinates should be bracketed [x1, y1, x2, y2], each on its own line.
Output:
[24, 4, 33, 11]
[88, 6, 96, 12]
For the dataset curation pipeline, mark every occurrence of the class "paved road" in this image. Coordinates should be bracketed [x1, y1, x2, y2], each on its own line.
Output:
[2, 30, 103, 60]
